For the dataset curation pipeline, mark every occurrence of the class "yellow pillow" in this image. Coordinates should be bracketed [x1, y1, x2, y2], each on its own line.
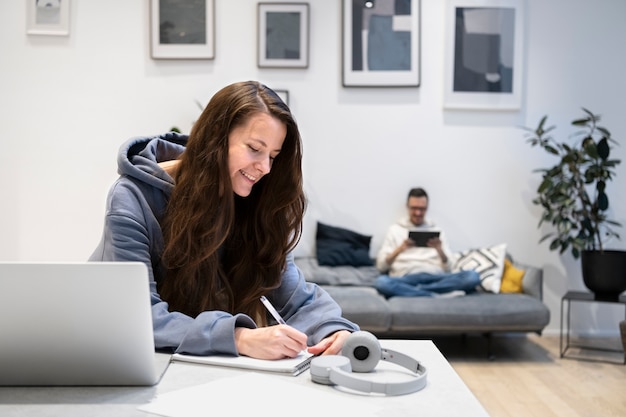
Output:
[500, 259, 524, 293]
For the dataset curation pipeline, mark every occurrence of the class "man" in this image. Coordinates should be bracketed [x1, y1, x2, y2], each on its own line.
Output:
[375, 187, 480, 297]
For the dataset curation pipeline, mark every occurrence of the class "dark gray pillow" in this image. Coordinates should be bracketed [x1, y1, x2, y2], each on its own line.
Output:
[316, 222, 373, 267]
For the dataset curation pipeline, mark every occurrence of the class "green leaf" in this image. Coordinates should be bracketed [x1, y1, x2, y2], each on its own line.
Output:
[597, 138, 610, 160]
[538, 234, 553, 243]
[581, 107, 596, 119]
[584, 142, 599, 159]
[597, 192, 609, 211]
[605, 159, 621, 168]
[537, 178, 552, 193]
[545, 145, 559, 155]
[549, 239, 561, 251]
[537, 115, 548, 132]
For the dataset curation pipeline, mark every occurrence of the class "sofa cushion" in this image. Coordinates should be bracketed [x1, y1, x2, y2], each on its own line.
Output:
[500, 258, 524, 293]
[315, 222, 373, 267]
[452, 243, 507, 293]
[295, 257, 379, 286]
[321, 286, 392, 332]
[387, 293, 550, 333]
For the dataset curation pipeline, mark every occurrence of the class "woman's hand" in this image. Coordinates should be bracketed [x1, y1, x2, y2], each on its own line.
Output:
[234, 326, 308, 360]
[307, 330, 351, 356]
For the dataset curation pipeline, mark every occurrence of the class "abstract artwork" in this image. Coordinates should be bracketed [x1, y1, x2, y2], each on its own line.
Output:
[258, 3, 309, 68]
[342, 0, 420, 87]
[27, 0, 71, 36]
[444, 0, 524, 109]
[150, 0, 215, 59]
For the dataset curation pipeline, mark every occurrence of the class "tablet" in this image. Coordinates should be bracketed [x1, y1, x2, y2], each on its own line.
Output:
[408, 231, 440, 247]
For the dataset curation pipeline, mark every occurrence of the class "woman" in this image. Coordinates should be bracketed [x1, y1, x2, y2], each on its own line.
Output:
[90, 81, 358, 359]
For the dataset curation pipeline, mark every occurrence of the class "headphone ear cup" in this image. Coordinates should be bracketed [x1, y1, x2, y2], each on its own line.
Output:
[310, 355, 352, 386]
[342, 331, 381, 373]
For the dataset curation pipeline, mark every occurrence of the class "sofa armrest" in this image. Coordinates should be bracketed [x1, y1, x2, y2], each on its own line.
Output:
[517, 262, 543, 301]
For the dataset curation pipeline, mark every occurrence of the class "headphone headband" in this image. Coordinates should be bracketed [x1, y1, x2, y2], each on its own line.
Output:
[381, 348, 424, 373]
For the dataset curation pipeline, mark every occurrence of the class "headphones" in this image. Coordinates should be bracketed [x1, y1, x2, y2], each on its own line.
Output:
[310, 331, 427, 396]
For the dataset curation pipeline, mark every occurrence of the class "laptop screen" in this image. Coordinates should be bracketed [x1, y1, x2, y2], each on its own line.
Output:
[0, 262, 161, 386]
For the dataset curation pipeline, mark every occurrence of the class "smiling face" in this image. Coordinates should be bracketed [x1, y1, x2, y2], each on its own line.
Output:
[228, 112, 286, 197]
[407, 196, 428, 226]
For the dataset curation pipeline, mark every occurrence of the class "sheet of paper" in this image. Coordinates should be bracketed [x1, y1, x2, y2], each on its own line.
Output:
[138, 372, 381, 417]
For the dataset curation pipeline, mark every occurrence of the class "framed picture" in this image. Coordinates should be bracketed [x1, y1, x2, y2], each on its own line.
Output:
[444, 0, 525, 110]
[26, 0, 71, 36]
[150, 0, 215, 60]
[274, 89, 290, 106]
[342, 0, 420, 87]
[258, 3, 309, 68]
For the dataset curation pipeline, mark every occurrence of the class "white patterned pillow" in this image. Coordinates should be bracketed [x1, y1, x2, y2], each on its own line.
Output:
[452, 243, 507, 293]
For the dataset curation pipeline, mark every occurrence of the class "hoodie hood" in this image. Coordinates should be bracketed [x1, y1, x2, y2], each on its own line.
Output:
[117, 132, 188, 196]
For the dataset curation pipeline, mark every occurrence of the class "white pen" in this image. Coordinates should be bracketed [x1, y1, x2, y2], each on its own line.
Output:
[260, 295, 287, 325]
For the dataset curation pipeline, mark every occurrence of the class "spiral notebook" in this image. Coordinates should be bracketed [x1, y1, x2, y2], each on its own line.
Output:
[172, 351, 314, 376]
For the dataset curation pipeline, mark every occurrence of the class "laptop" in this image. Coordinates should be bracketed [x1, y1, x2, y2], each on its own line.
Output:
[0, 261, 164, 386]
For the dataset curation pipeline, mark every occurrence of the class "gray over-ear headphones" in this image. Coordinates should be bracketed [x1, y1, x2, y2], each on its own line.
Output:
[310, 331, 427, 396]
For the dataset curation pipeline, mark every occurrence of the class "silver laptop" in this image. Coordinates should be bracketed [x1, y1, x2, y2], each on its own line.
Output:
[0, 262, 162, 386]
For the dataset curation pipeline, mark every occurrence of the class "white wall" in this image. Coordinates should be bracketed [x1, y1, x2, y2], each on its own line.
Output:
[1, 0, 625, 336]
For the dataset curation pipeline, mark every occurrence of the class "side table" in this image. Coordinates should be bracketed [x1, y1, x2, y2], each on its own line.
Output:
[560, 290, 626, 365]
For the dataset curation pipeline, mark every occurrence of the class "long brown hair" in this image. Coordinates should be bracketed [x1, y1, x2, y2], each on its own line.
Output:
[159, 81, 305, 321]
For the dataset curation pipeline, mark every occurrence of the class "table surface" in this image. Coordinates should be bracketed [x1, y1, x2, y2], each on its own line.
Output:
[0, 340, 489, 417]
[562, 290, 626, 303]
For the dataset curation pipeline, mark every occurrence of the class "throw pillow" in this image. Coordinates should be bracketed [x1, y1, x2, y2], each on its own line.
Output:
[315, 222, 373, 267]
[500, 258, 525, 293]
[452, 243, 507, 293]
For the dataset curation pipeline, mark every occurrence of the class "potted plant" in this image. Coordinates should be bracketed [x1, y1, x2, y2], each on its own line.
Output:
[523, 108, 626, 301]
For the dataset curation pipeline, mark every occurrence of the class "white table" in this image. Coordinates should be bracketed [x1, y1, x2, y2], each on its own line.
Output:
[0, 340, 489, 417]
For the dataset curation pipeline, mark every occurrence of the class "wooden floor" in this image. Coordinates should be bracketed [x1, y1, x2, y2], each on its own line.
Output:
[430, 334, 626, 417]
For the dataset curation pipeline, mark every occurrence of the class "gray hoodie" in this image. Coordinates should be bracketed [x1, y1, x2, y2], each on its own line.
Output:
[90, 133, 358, 355]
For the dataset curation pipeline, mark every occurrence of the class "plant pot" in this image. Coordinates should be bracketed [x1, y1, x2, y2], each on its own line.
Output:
[581, 250, 626, 301]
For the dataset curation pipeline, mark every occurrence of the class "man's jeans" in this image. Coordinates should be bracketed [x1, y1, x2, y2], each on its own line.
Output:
[374, 270, 481, 297]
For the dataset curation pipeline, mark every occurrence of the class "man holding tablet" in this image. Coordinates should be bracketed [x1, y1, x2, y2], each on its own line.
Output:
[374, 187, 480, 298]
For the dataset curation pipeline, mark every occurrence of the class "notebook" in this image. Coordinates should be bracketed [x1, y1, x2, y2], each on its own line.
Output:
[0, 261, 163, 386]
[172, 351, 314, 376]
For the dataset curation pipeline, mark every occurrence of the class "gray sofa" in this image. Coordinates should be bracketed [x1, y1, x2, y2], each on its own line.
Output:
[295, 256, 551, 343]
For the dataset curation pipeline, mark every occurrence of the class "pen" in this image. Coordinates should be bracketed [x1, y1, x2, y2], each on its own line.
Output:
[260, 295, 286, 325]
